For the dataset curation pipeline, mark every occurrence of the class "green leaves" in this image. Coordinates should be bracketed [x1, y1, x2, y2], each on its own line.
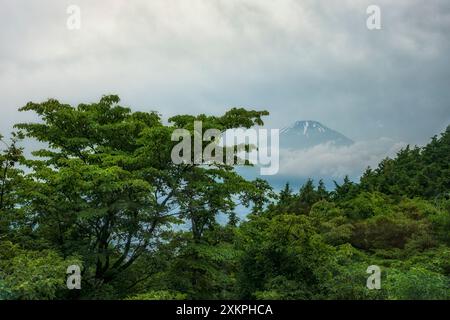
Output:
[0, 241, 81, 300]
[168, 108, 269, 131]
[2, 95, 448, 300]
[385, 267, 449, 300]
[360, 126, 450, 199]
[237, 213, 338, 299]
[5, 95, 272, 298]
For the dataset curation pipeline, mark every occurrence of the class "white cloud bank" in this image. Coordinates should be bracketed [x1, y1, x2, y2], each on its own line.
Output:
[277, 138, 406, 179]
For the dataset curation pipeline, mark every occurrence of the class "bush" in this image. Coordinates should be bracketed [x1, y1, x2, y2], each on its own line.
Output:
[0, 242, 81, 300]
[386, 267, 449, 300]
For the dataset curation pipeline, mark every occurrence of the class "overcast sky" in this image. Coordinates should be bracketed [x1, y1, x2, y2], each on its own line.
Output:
[1, 0, 449, 149]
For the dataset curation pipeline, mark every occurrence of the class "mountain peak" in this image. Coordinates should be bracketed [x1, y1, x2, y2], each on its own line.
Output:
[291, 120, 326, 134]
[282, 120, 327, 135]
[280, 120, 353, 149]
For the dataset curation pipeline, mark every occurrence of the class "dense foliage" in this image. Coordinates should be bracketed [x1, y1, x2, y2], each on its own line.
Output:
[0, 96, 448, 300]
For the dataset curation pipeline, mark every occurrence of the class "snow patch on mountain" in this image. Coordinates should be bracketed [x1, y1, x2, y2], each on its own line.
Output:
[280, 120, 354, 149]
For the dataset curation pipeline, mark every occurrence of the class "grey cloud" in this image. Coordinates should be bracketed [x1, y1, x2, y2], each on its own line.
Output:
[0, 0, 449, 147]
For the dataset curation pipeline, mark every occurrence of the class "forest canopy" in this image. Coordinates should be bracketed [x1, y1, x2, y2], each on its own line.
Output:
[0, 95, 449, 300]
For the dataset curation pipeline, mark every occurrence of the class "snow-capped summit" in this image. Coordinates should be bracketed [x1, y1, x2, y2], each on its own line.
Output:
[280, 120, 353, 149]
[281, 120, 328, 136]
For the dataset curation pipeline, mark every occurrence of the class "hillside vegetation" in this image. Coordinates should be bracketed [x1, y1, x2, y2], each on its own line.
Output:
[0, 96, 448, 300]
